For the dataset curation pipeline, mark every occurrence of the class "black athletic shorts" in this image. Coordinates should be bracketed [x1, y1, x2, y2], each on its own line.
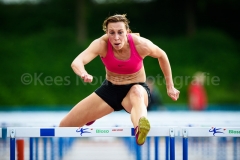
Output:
[94, 79, 151, 112]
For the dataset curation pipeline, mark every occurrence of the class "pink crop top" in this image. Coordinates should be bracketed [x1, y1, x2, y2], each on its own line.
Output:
[101, 34, 143, 74]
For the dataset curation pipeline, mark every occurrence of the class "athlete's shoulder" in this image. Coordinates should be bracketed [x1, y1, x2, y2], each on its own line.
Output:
[131, 33, 153, 48]
[91, 34, 108, 56]
[99, 34, 108, 44]
[91, 34, 108, 47]
[130, 33, 152, 45]
[130, 33, 155, 57]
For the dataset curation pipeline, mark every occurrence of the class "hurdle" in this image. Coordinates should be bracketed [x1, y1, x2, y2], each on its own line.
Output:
[7, 126, 240, 160]
[0, 128, 2, 138]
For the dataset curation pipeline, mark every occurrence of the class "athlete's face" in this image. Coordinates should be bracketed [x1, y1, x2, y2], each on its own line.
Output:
[107, 22, 128, 50]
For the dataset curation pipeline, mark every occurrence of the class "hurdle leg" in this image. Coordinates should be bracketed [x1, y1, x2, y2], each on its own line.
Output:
[58, 137, 63, 160]
[147, 137, 150, 160]
[35, 138, 39, 160]
[50, 138, 55, 160]
[183, 138, 188, 160]
[2, 127, 7, 148]
[135, 141, 142, 160]
[233, 137, 237, 160]
[169, 128, 175, 160]
[10, 129, 16, 160]
[170, 137, 175, 160]
[182, 129, 188, 160]
[43, 138, 48, 160]
[29, 138, 33, 160]
[217, 137, 227, 160]
[165, 137, 169, 160]
[154, 137, 159, 160]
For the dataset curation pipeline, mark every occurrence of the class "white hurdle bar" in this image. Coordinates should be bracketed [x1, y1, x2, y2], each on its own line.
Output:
[7, 127, 240, 160]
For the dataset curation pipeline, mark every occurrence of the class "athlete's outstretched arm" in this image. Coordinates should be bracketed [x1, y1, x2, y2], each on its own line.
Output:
[71, 38, 105, 82]
[146, 40, 180, 101]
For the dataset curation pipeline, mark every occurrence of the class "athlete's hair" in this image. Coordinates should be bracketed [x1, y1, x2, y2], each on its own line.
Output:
[102, 14, 132, 33]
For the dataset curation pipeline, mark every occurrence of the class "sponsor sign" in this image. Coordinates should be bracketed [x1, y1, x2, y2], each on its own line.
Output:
[96, 129, 109, 133]
[229, 130, 240, 134]
[112, 129, 123, 131]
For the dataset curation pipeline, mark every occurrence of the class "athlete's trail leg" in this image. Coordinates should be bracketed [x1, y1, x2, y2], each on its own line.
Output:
[59, 93, 114, 127]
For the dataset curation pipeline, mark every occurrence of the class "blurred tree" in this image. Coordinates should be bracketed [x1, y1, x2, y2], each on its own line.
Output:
[76, 0, 87, 44]
[185, 0, 196, 37]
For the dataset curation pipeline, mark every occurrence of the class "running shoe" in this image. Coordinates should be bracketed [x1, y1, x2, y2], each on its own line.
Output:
[85, 120, 95, 126]
[135, 117, 150, 145]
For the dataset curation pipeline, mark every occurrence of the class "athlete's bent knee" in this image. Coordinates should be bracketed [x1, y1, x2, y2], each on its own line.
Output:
[130, 85, 144, 99]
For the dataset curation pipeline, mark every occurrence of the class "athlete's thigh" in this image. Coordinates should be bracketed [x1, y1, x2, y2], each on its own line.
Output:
[121, 84, 149, 113]
[60, 92, 114, 127]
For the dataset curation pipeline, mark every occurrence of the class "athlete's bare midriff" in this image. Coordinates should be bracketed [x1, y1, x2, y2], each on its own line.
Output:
[106, 66, 146, 85]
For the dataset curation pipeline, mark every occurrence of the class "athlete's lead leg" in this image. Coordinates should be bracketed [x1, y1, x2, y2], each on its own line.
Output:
[122, 84, 150, 145]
